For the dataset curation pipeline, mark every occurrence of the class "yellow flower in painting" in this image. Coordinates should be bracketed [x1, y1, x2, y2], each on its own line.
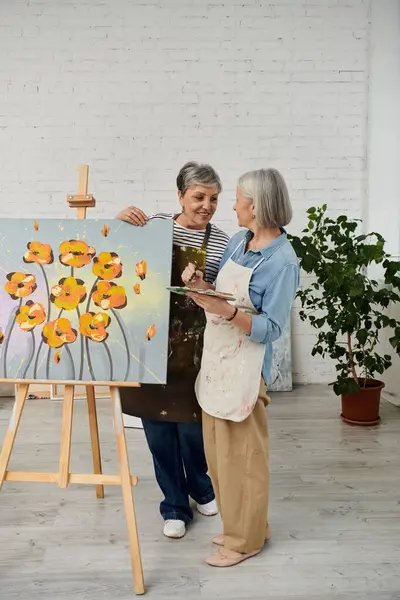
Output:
[50, 277, 87, 311]
[4, 272, 37, 299]
[59, 240, 96, 268]
[0, 331, 5, 345]
[92, 281, 127, 310]
[16, 301, 46, 332]
[42, 318, 77, 348]
[133, 283, 141, 295]
[80, 311, 110, 342]
[135, 260, 147, 280]
[92, 252, 122, 280]
[23, 241, 54, 265]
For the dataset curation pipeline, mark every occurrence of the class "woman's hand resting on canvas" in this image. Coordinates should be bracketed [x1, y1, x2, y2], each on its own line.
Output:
[115, 206, 149, 227]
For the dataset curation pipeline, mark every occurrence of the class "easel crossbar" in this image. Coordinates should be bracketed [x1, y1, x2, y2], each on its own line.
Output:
[4, 471, 138, 486]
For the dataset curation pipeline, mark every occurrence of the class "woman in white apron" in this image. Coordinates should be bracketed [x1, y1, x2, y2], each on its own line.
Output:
[182, 168, 300, 567]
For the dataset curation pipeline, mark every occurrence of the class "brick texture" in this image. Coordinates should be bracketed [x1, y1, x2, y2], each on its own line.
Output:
[0, 0, 371, 383]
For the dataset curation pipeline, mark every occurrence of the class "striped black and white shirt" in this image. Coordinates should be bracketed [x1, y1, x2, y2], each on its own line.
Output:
[150, 213, 230, 283]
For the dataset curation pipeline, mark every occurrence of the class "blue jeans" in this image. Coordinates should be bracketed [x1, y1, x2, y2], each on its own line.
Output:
[142, 419, 215, 524]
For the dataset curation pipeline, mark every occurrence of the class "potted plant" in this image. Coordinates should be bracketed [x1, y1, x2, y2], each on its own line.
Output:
[289, 205, 400, 425]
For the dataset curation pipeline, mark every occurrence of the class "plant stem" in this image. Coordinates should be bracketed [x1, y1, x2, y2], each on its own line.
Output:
[39, 264, 51, 323]
[46, 346, 51, 379]
[65, 344, 76, 380]
[86, 277, 99, 312]
[347, 332, 358, 382]
[111, 308, 130, 381]
[85, 337, 96, 380]
[1, 300, 21, 378]
[33, 340, 43, 379]
[76, 305, 84, 379]
[22, 330, 36, 379]
[103, 341, 113, 381]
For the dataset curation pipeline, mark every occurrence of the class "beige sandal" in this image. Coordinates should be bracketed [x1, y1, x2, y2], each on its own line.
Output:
[206, 546, 260, 568]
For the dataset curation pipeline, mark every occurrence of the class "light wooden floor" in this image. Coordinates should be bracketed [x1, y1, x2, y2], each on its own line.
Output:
[1, 385, 400, 600]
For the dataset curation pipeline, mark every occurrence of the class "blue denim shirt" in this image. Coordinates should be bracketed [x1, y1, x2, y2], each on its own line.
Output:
[218, 229, 300, 384]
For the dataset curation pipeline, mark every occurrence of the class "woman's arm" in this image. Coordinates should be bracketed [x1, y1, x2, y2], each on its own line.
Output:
[248, 264, 299, 343]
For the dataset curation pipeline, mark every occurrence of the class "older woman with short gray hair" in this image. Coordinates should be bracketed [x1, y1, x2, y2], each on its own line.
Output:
[183, 168, 300, 567]
[116, 162, 230, 539]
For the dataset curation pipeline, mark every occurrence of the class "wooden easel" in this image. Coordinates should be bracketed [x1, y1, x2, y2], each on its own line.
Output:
[0, 166, 145, 595]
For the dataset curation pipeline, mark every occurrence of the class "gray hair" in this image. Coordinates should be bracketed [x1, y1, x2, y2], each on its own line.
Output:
[237, 168, 292, 228]
[176, 161, 222, 195]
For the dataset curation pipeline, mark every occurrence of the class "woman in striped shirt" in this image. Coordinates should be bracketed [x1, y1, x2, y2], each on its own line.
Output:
[117, 162, 229, 539]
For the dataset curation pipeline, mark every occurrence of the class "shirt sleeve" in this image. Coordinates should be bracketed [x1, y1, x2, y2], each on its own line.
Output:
[249, 263, 300, 344]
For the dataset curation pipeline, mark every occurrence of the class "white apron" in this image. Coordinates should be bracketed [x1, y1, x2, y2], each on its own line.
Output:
[195, 240, 266, 422]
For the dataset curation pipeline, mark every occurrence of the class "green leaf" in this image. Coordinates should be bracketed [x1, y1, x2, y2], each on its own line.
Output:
[356, 329, 368, 345]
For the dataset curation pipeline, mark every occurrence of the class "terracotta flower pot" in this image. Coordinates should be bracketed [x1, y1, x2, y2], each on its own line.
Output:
[341, 378, 384, 426]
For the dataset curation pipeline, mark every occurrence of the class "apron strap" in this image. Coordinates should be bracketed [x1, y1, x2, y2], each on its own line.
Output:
[229, 238, 265, 271]
[173, 214, 212, 252]
[253, 256, 265, 271]
[229, 239, 246, 262]
[201, 223, 212, 251]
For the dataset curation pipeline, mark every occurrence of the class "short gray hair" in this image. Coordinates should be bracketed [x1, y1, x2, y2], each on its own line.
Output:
[176, 161, 222, 195]
[237, 168, 292, 228]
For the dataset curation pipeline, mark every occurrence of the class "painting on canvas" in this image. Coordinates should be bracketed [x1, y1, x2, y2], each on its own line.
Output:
[0, 219, 173, 385]
[268, 323, 293, 392]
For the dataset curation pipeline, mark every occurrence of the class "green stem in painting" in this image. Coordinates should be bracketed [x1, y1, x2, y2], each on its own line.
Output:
[86, 277, 99, 312]
[111, 309, 130, 382]
[65, 344, 76, 380]
[85, 337, 96, 381]
[103, 340, 113, 381]
[1, 299, 22, 378]
[76, 305, 84, 380]
[22, 330, 36, 379]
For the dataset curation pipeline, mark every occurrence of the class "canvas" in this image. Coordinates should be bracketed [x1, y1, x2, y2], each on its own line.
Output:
[268, 322, 293, 392]
[0, 219, 173, 385]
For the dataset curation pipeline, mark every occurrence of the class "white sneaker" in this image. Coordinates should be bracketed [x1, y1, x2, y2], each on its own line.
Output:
[163, 519, 186, 539]
[196, 499, 218, 516]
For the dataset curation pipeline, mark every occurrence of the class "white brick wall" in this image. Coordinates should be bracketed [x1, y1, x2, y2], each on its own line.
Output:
[0, 0, 371, 384]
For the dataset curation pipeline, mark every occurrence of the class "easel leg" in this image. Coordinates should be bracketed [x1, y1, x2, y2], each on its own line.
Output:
[110, 387, 145, 595]
[86, 386, 104, 499]
[0, 383, 29, 489]
[59, 385, 74, 489]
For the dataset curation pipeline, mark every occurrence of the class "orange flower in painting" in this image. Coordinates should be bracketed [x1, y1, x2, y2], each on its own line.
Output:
[42, 318, 77, 348]
[133, 283, 141, 295]
[79, 312, 110, 343]
[146, 324, 156, 341]
[59, 240, 96, 268]
[50, 277, 87, 311]
[4, 272, 37, 299]
[135, 260, 147, 281]
[34, 220, 39, 231]
[0, 331, 5, 345]
[92, 252, 122, 280]
[23, 241, 54, 265]
[92, 281, 127, 310]
[54, 351, 61, 364]
[101, 224, 110, 237]
[16, 301, 46, 332]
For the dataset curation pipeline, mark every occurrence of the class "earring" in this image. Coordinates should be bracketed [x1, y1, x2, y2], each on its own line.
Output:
[252, 214, 256, 220]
